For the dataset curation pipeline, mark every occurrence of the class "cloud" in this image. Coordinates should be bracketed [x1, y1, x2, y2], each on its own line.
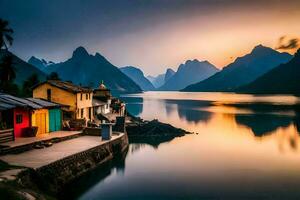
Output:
[276, 36, 299, 50]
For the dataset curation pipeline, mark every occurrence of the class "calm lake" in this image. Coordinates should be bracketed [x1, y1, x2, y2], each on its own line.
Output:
[63, 92, 300, 200]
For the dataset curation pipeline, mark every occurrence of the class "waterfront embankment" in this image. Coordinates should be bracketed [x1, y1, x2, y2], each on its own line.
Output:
[0, 132, 128, 199]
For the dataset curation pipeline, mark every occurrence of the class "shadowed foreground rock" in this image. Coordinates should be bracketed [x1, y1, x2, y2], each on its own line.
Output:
[126, 119, 189, 137]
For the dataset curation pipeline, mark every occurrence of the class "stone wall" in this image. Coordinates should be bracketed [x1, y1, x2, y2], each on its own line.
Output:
[19, 133, 128, 195]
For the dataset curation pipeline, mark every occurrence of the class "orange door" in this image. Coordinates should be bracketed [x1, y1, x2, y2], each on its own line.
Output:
[32, 109, 49, 136]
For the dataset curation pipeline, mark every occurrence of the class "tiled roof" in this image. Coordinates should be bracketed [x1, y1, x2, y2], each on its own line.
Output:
[33, 80, 92, 93]
[92, 99, 107, 106]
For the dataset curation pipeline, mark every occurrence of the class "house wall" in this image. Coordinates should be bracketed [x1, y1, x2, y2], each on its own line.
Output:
[95, 103, 110, 115]
[33, 83, 94, 121]
[14, 108, 30, 137]
[33, 83, 77, 113]
[76, 92, 94, 121]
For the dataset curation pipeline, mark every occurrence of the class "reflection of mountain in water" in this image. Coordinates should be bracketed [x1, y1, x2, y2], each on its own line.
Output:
[235, 114, 292, 136]
[129, 136, 177, 149]
[165, 99, 212, 123]
[60, 151, 127, 200]
[232, 104, 300, 136]
[120, 96, 143, 116]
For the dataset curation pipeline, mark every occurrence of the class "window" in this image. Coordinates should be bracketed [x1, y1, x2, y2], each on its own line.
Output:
[80, 93, 83, 101]
[16, 114, 23, 124]
[88, 107, 92, 119]
[47, 89, 51, 101]
[81, 109, 84, 118]
[86, 93, 88, 100]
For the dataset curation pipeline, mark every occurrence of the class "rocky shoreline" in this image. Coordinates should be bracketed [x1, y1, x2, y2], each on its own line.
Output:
[126, 119, 190, 137]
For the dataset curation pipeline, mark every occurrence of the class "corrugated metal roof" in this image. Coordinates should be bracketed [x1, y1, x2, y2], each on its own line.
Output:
[0, 93, 42, 110]
[0, 101, 16, 110]
[26, 98, 61, 108]
[0, 96, 26, 107]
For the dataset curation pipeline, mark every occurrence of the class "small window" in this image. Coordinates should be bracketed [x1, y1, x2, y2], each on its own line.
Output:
[80, 93, 83, 101]
[86, 93, 88, 100]
[88, 107, 92, 119]
[47, 89, 51, 101]
[81, 109, 84, 118]
[16, 114, 23, 124]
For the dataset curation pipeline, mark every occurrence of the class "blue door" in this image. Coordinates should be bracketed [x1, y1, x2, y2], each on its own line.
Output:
[49, 109, 62, 132]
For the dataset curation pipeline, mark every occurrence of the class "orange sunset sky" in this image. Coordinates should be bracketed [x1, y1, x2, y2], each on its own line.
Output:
[1, 0, 300, 75]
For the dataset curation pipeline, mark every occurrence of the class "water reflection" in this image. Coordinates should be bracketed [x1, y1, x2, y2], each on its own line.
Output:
[129, 135, 177, 148]
[235, 114, 293, 136]
[120, 96, 143, 116]
[165, 99, 212, 123]
[60, 150, 127, 200]
[66, 92, 300, 199]
[124, 93, 300, 138]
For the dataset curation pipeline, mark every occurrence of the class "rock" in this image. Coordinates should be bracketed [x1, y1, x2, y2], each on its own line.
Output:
[126, 119, 190, 137]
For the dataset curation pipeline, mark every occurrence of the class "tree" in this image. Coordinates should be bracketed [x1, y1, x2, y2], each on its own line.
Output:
[0, 55, 16, 82]
[46, 72, 60, 80]
[0, 19, 13, 50]
[22, 73, 40, 97]
[0, 19, 18, 95]
[0, 55, 19, 95]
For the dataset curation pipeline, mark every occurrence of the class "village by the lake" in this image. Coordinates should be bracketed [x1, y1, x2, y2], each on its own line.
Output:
[1, 1, 300, 200]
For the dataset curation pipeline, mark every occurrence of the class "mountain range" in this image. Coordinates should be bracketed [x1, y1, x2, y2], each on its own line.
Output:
[237, 49, 300, 94]
[183, 45, 292, 92]
[30, 47, 142, 94]
[147, 68, 175, 88]
[159, 59, 219, 91]
[28, 56, 55, 72]
[120, 66, 155, 91]
[0, 50, 46, 85]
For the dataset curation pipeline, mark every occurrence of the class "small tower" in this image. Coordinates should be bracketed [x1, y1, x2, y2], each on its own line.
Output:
[94, 80, 112, 100]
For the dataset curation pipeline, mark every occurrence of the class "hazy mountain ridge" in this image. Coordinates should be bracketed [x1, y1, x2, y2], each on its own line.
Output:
[164, 68, 175, 83]
[182, 45, 292, 92]
[120, 66, 155, 91]
[159, 59, 219, 91]
[28, 56, 55, 72]
[237, 49, 300, 94]
[147, 68, 174, 88]
[0, 50, 46, 85]
[37, 47, 142, 94]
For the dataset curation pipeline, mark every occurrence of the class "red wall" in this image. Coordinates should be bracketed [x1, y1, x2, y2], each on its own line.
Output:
[14, 108, 30, 137]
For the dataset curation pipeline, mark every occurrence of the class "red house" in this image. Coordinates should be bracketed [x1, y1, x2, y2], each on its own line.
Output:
[13, 107, 31, 137]
[0, 93, 42, 140]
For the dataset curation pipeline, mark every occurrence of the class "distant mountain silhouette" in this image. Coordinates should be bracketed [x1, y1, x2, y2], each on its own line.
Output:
[0, 50, 46, 85]
[237, 49, 300, 94]
[159, 59, 219, 91]
[147, 74, 165, 88]
[120, 66, 155, 91]
[42, 46, 142, 94]
[183, 45, 292, 92]
[28, 56, 55, 72]
[164, 68, 175, 82]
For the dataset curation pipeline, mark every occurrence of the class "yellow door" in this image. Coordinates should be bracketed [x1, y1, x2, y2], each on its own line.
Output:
[32, 109, 49, 136]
